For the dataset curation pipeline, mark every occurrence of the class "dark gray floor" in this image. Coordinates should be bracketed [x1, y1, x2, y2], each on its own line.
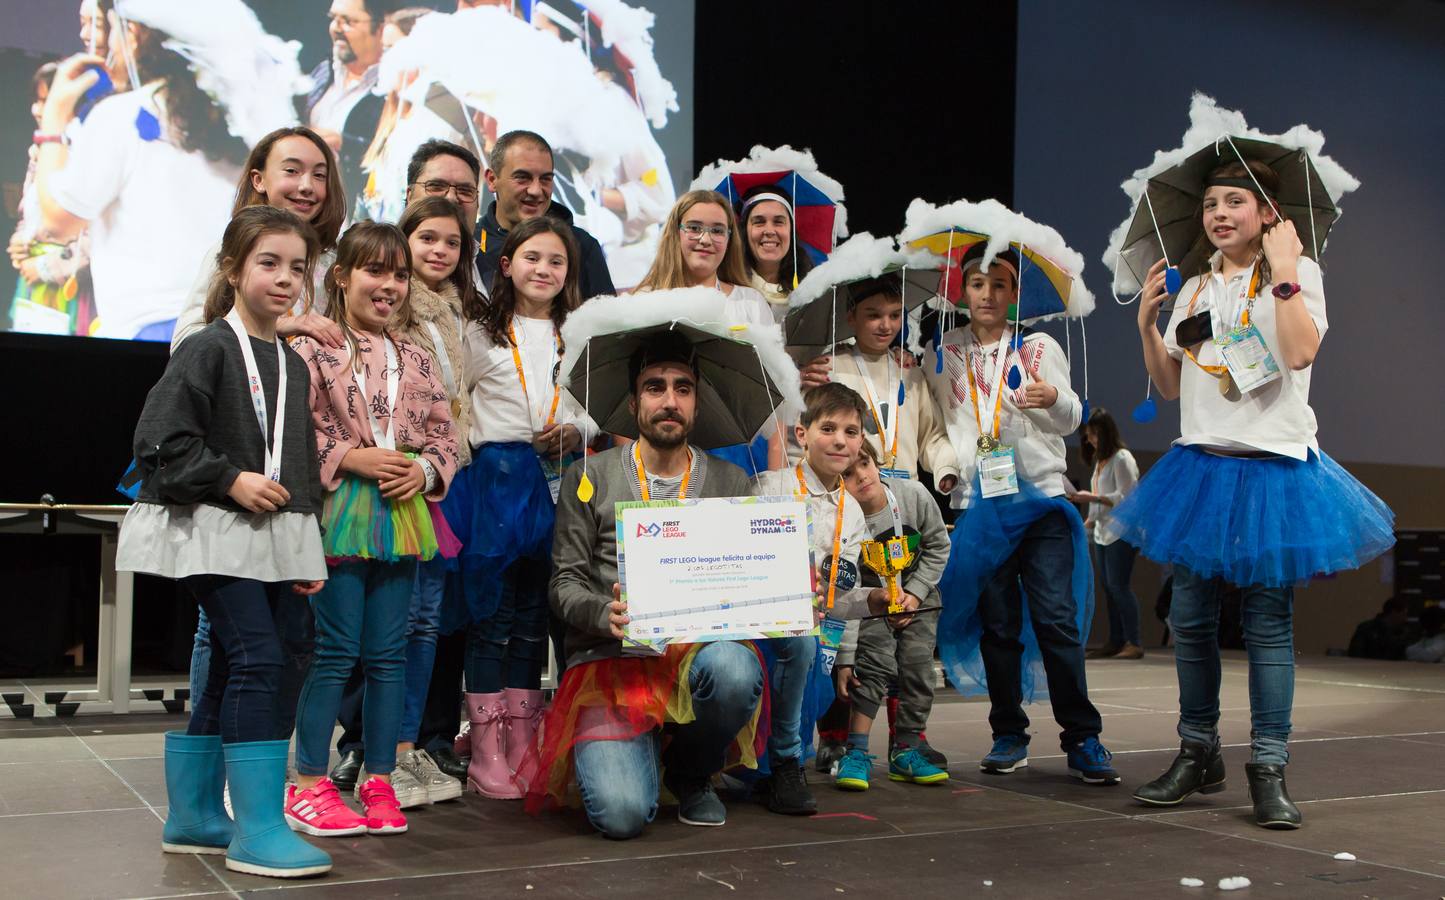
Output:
[3, 651, 1443, 899]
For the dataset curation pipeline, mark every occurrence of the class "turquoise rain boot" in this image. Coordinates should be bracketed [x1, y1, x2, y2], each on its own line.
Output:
[222, 740, 331, 878]
[161, 732, 234, 854]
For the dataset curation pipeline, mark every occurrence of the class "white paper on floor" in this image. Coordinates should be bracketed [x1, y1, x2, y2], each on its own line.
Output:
[1218, 876, 1252, 891]
[1179, 877, 1204, 887]
[1333, 852, 1356, 861]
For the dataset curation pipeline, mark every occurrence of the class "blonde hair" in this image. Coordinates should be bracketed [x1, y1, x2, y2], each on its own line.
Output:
[634, 190, 749, 291]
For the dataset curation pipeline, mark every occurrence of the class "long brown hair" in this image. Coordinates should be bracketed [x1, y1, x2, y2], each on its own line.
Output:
[1079, 407, 1125, 468]
[131, 24, 247, 166]
[475, 216, 581, 347]
[395, 196, 478, 329]
[323, 221, 413, 370]
[634, 190, 749, 292]
[1196, 159, 1283, 281]
[202, 206, 320, 324]
[233, 127, 346, 250]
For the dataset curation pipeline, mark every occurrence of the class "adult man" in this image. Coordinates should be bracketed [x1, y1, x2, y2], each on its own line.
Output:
[478, 130, 615, 298]
[404, 139, 482, 229]
[303, 0, 389, 204]
[540, 332, 760, 838]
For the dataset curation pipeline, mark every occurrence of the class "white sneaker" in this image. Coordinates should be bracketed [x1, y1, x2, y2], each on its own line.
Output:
[355, 765, 429, 810]
[401, 749, 463, 804]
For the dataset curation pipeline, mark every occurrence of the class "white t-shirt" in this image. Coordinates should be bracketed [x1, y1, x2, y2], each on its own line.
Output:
[754, 460, 872, 620]
[720, 283, 775, 330]
[49, 85, 238, 339]
[1163, 254, 1328, 460]
[924, 327, 1081, 507]
[464, 314, 596, 448]
[1089, 449, 1139, 546]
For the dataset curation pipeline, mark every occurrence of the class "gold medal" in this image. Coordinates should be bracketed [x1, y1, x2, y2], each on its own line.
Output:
[1218, 371, 1233, 398]
[977, 434, 998, 453]
[450, 397, 462, 419]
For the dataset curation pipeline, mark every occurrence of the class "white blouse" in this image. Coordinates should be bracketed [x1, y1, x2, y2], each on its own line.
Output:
[1089, 449, 1139, 546]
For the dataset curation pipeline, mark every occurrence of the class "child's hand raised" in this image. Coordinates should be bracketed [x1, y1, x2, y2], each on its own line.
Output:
[228, 472, 291, 513]
[799, 355, 833, 390]
[1018, 367, 1058, 409]
[1262, 220, 1302, 283]
[1138, 258, 1171, 331]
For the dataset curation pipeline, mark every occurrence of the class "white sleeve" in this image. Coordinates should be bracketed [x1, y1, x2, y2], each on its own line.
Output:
[47, 96, 133, 221]
[1103, 450, 1139, 505]
[169, 249, 221, 353]
[1296, 256, 1328, 342]
[1018, 336, 1080, 435]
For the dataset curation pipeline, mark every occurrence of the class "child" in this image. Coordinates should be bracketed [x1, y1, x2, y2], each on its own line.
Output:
[754, 383, 911, 814]
[833, 439, 951, 790]
[1119, 159, 1393, 828]
[923, 246, 1118, 786]
[286, 222, 459, 837]
[116, 206, 331, 878]
[457, 216, 595, 799]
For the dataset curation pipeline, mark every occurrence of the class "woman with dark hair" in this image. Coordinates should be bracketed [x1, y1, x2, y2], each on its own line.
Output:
[33, 0, 302, 341]
[736, 183, 813, 321]
[1074, 408, 1142, 659]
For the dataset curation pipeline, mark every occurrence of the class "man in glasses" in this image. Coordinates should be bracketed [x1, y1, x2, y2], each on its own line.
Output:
[478, 130, 615, 300]
[303, 0, 391, 203]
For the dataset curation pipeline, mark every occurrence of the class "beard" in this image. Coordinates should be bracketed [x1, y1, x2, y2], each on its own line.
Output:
[638, 412, 689, 449]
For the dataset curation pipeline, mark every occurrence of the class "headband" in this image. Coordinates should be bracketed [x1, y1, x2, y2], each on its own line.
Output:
[740, 191, 794, 217]
[1204, 175, 1268, 193]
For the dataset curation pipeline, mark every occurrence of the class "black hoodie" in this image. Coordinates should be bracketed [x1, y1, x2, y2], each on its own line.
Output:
[477, 201, 616, 301]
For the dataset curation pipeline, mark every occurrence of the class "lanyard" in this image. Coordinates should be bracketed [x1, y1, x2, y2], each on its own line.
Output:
[224, 311, 286, 482]
[882, 484, 903, 540]
[634, 442, 692, 501]
[423, 316, 461, 398]
[353, 334, 400, 450]
[508, 319, 561, 432]
[1182, 261, 1262, 377]
[964, 327, 1011, 445]
[796, 461, 847, 610]
[849, 347, 899, 467]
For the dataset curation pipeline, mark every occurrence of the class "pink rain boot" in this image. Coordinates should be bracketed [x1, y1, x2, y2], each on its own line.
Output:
[503, 688, 546, 790]
[464, 692, 521, 800]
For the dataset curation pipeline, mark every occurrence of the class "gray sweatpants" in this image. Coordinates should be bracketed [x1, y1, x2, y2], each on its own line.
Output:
[851, 613, 937, 741]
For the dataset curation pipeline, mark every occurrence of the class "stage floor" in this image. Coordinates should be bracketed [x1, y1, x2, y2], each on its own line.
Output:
[2, 650, 1442, 899]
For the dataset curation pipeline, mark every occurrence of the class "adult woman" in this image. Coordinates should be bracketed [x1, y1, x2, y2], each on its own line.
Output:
[736, 183, 812, 321]
[1074, 408, 1142, 659]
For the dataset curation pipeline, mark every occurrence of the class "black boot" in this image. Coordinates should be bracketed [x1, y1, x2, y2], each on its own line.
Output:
[328, 749, 363, 792]
[1245, 763, 1301, 830]
[761, 759, 818, 816]
[428, 746, 469, 783]
[1132, 740, 1225, 806]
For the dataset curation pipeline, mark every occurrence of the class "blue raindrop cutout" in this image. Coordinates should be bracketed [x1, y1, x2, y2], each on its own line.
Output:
[1080, 399, 1091, 423]
[1007, 366, 1022, 390]
[897, 381, 906, 408]
[1165, 266, 1183, 295]
[135, 108, 161, 142]
[933, 320, 944, 373]
[1131, 396, 1157, 424]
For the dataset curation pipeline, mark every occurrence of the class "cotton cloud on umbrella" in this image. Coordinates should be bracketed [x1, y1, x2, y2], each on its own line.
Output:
[1102, 92, 1360, 296]
[577, 0, 679, 129]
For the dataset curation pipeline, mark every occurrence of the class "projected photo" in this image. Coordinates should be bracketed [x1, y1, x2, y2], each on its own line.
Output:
[2, 0, 692, 342]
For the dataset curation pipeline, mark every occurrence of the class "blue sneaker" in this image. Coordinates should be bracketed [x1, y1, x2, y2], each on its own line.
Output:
[979, 736, 1029, 774]
[888, 746, 949, 785]
[834, 748, 873, 791]
[1067, 736, 1122, 785]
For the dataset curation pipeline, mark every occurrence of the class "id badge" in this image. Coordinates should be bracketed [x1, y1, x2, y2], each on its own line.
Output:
[1216, 324, 1281, 394]
[879, 466, 911, 481]
[816, 616, 846, 676]
[538, 455, 563, 504]
[978, 446, 1020, 498]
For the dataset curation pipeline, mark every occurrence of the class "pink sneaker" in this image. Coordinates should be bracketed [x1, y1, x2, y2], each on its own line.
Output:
[358, 777, 408, 834]
[284, 778, 367, 837]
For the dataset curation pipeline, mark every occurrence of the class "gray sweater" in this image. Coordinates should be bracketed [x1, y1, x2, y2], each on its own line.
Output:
[131, 321, 322, 515]
[550, 444, 753, 667]
[839, 476, 950, 665]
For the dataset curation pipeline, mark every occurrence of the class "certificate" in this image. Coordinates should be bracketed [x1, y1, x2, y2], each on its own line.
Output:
[617, 496, 816, 654]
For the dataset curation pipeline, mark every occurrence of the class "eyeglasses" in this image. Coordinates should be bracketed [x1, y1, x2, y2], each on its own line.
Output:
[414, 180, 479, 202]
[680, 222, 729, 241]
[328, 13, 372, 30]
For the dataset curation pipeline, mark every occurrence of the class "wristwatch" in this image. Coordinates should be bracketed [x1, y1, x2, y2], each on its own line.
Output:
[1272, 282, 1302, 300]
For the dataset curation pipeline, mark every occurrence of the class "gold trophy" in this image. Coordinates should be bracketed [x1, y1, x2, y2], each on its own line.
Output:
[860, 536, 915, 614]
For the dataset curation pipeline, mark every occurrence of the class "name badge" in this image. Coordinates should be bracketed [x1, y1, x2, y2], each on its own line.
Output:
[879, 467, 911, 481]
[538, 455, 563, 504]
[1216, 324, 1281, 395]
[978, 446, 1020, 498]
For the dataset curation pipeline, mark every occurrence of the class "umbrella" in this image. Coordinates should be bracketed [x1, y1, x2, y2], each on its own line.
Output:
[558, 287, 803, 451]
[1104, 93, 1360, 296]
[898, 198, 1095, 323]
[782, 233, 944, 357]
[691, 145, 848, 271]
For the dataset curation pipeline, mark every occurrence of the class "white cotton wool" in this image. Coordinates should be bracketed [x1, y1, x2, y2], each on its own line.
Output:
[1179, 877, 1205, 887]
[1218, 876, 1252, 891]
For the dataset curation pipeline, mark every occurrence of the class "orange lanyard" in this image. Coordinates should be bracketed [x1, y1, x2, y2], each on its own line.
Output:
[850, 350, 899, 467]
[796, 462, 846, 610]
[635, 442, 691, 502]
[964, 341, 1007, 442]
[507, 321, 562, 430]
[1182, 261, 1262, 376]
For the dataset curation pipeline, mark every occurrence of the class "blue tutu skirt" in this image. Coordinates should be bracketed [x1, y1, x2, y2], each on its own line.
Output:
[936, 477, 1093, 703]
[438, 442, 558, 634]
[1110, 445, 1395, 589]
[708, 435, 771, 479]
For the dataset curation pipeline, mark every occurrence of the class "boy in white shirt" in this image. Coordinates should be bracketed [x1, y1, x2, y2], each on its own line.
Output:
[923, 247, 1117, 785]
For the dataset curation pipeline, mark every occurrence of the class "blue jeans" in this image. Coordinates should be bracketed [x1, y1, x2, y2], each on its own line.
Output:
[189, 593, 313, 740]
[1170, 564, 1294, 766]
[464, 558, 550, 693]
[294, 559, 416, 777]
[765, 635, 815, 765]
[1095, 540, 1141, 647]
[182, 576, 286, 744]
[399, 557, 447, 743]
[978, 510, 1102, 747]
[572, 641, 763, 840]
